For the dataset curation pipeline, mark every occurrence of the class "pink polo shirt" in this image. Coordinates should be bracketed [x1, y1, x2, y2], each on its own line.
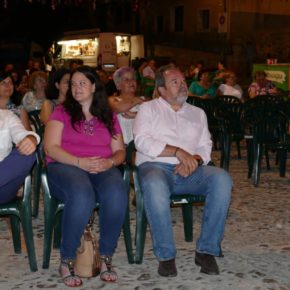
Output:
[46, 105, 122, 164]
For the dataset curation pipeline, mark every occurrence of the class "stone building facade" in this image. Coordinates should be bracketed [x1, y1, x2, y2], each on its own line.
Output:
[137, 0, 290, 83]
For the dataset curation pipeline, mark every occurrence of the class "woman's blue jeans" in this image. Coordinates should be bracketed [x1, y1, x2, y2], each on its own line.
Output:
[138, 162, 233, 261]
[47, 163, 128, 260]
[0, 148, 36, 204]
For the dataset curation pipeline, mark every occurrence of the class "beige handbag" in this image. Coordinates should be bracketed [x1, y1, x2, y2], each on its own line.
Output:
[75, 214, 101, 278]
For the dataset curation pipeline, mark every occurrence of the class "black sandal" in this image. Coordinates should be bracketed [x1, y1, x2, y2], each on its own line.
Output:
[100, 256, 117, 282]
[59, 260, 83, 287]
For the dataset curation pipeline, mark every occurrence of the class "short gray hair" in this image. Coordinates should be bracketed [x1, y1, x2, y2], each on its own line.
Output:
[155, 64, 177, 89]
[113, 66, 135, 88]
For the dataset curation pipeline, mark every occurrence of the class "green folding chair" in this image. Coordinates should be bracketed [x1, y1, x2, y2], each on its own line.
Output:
[41, 160, 134, 268]
[0, 174, 38, 271]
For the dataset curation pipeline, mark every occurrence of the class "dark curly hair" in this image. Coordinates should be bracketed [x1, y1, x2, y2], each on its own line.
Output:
[63, 65, 115, 135]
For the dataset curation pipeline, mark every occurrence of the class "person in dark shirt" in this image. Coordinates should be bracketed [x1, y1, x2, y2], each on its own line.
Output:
[97, 69, 118, 96]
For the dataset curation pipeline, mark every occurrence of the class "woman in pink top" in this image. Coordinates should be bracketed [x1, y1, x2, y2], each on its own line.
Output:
[44, 66, 127, 286]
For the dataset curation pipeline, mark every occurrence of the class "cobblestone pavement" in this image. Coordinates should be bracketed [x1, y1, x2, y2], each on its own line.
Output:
[1, 144, 290, 290]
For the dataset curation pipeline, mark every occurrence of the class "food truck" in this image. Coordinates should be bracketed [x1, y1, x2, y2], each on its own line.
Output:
[53, 29, 144, 71]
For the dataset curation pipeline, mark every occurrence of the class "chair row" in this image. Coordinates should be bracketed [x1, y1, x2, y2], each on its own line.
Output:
[1, 141, 206, 271]
[201, 95, 290, 186]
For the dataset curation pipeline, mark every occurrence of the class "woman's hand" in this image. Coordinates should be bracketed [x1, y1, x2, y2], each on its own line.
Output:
[16, 135, 37, 155]
[78, 157, 113, 173]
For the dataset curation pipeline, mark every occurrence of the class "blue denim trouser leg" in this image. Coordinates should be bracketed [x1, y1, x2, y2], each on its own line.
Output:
[138, 162, 232, 261]
[47, 163, 128, 260]
[0, 148, 36, 204]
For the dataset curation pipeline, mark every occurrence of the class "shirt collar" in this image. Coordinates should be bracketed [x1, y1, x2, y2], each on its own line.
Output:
[157, 96, 188, 112]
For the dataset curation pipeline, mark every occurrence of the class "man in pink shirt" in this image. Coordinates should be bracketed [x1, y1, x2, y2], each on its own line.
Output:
[133, 64, 232, 277]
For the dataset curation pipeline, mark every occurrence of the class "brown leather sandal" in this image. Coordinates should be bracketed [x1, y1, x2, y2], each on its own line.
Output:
[100, 256, 117, 282]
[59, 260, 83, 287]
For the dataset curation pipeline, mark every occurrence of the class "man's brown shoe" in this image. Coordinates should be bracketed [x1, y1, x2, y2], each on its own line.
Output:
[195, 252, 219, 275]
[158, 258, 177, 277]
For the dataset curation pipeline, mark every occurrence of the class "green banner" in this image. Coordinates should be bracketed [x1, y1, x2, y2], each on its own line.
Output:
[253, 64, 289, 91]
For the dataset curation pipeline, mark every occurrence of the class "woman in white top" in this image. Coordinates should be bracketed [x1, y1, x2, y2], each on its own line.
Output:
[0, 109, 39, 204]
[0, 71, 31, 130]
[108, 67, 144, 144]
[217, 71, 243, 100]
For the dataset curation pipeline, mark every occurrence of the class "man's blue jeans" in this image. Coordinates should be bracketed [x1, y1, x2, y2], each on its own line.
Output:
[138, 162, 233, 261]
[47, 163, 128, 260]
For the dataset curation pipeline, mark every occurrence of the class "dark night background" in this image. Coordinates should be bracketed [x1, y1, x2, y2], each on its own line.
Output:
[0, 0, 136, 67]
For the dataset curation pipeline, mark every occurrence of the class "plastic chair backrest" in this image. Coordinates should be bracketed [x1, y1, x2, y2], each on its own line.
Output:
[28, 110, 44, 138]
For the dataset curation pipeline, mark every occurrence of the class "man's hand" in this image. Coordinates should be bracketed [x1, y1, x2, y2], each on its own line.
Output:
[16, 135, 37, 155]
[174, 148, 198, 177]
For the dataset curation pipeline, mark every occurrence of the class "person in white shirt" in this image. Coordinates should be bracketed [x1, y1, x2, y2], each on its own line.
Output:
[217, 71, 243, 100]
[133, 64, 232, 277]
[109, 66, 144, 145]
[0, 109, 39, 204]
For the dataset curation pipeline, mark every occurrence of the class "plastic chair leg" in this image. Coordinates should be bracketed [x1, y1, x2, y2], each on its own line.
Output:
[253, 144, 262, 187]
[134, 209, 147, 264]
[220, 134, 231, 171]
[182, 204, 193, 242]
[133, 168, 147, 264]
[32, 163, 41, 217]
[246, 139, 254, 178]
[19, 203, 38, 271]
[278, 148, 287, 177]
[122, 205, 134, 264]
[10, 215, 21, 254]
[183, 207, 194, 242]
[265, 149, 270, 170]
[42, 201, 58, 269]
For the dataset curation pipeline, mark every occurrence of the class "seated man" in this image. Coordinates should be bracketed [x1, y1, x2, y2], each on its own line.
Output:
[133, 64, 232, 277]
[0, 109, 39, 204]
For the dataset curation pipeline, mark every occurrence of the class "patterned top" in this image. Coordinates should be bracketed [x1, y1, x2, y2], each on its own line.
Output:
[248, 80, 276, 97]
[46, 105, 122, 164]
[22, 91, 46, 112]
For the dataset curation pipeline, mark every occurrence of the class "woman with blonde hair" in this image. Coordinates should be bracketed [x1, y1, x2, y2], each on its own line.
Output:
[22, 70, 47, 112]
[217, 71, 243, 100]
